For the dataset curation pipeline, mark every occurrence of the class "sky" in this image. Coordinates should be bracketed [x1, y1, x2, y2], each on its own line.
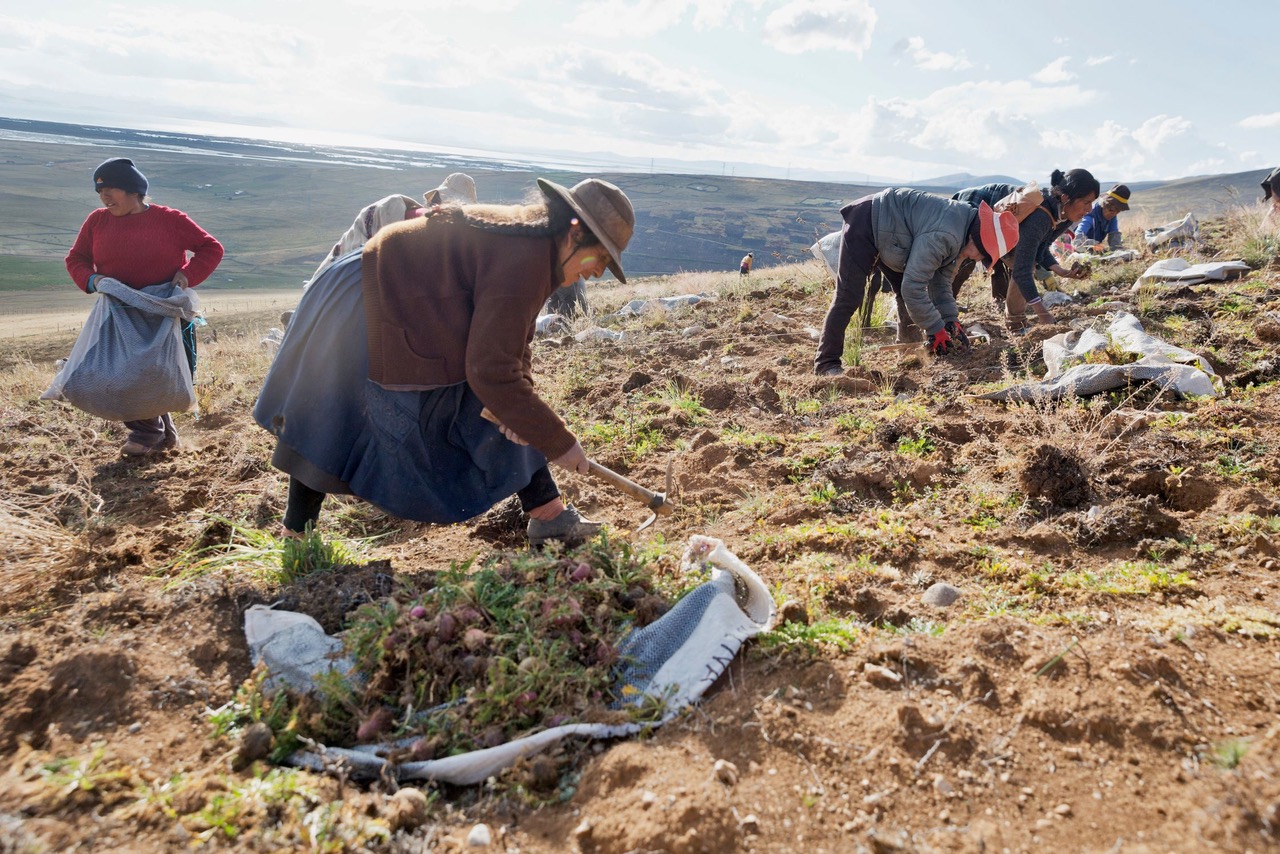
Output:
[1, 0, 1276, 184]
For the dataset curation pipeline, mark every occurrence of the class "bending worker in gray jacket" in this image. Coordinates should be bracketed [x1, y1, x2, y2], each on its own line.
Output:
[814, 188, 1020, 375]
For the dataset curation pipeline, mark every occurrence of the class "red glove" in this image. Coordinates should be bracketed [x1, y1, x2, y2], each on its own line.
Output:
[944, 320, 971, 351]
[930, 328, 953, 356]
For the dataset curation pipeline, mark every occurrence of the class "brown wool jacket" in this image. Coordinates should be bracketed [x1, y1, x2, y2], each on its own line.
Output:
[361, 214, 576, 461]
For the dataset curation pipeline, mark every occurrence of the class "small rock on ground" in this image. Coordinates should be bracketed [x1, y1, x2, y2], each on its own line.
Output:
[921, 582, 961, 607]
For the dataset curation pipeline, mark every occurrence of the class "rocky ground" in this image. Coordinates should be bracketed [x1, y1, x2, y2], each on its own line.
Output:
[2, 219, 1280, 852]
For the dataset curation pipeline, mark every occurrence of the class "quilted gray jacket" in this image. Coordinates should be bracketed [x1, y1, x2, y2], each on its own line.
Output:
[871, 188, 976, 336]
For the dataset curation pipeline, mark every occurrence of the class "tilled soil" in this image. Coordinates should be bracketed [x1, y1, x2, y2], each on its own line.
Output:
[2, 256, 1279, 852]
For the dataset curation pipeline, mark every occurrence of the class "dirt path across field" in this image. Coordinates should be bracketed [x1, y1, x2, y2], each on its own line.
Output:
[0, 287, 301, 341]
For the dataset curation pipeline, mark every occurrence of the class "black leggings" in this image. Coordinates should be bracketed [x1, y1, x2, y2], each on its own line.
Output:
[281, 465, 561, 533]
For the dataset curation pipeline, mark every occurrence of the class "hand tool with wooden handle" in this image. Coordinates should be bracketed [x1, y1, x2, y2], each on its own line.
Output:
[480, 408, 675, 529]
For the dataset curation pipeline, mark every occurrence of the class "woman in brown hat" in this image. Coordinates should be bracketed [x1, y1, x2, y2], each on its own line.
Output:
[254, 178, 634, 544]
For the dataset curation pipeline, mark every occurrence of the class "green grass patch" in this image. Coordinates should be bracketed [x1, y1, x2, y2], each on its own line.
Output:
[163, 517, 367, 590]
[759, 617, 861, 653]
[1058, 560, 1194, 596]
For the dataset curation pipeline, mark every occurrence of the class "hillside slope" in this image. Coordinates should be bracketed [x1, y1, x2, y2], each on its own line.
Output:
[2, 214, 1279, 850]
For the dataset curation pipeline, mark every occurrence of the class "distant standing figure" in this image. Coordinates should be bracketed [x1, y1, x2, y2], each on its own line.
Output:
[1262, 167, 1280, 221]
[65, 157, 224, 456]
[1074, 183, 1131, 251]
[306, 172, 478, 285]
[813, 188, 1020, 375]
[740, 252, 753, 276]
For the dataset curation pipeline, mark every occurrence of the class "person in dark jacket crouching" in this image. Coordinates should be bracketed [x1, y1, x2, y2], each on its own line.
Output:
[813, 188, 1020, 375]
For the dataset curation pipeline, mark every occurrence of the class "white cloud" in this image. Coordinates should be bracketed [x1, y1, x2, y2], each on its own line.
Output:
[1032, 57, 1074, 84]
[1132, 115, 1192, 151]
[568, 0, 742, 36]
[1085, 55, 1113, 66]
[896, 36, 972, 72]
[763, 0, 876, 55]
[1240, 112, 1280, 129]
[569, 0, 705, 37]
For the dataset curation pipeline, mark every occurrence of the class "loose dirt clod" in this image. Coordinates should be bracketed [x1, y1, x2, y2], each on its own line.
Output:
[1018, 442, 1091, 507]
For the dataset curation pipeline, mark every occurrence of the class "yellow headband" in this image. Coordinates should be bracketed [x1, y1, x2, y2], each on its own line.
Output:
[1107, 190, 1129, 205]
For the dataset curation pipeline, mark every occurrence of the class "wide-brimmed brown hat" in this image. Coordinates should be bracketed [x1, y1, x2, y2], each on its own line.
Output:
[537, 178, 634, 282]
[423, 172, 477, 206]
[1104, 184, 1131, 211]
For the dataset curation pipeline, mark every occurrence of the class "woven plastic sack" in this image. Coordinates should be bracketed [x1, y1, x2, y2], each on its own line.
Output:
[979, 313, 1220, 402]
[1144, 213, 1198, 249]
[811, 230, 842, 279]
[42, 278, 200, 421]
[243, 535, 775, 784]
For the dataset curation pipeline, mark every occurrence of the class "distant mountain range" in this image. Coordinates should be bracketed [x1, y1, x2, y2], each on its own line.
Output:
[0, 116, 1274, 285]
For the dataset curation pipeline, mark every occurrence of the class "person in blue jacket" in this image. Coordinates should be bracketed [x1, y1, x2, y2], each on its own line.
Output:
[1074, 183, 1131, 251]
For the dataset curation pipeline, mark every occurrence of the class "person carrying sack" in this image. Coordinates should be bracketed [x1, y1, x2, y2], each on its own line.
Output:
[62, 157, 224, 456]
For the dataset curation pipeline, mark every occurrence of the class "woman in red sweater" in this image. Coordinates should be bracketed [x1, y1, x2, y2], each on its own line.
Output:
[65, 157, 224, 456]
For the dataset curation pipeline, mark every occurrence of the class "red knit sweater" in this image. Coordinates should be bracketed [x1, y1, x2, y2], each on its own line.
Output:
[65, 204, 224, 292]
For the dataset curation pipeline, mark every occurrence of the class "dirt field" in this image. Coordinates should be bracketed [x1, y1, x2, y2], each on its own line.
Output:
[2, 216, 1280, 852]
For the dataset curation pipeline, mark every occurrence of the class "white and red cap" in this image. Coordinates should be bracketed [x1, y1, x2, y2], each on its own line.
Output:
[977, 201, 1019, 268]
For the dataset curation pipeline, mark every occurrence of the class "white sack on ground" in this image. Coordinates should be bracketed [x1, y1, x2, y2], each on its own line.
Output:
[535, 314, 571, 336]
[1108, 312, 1214, 373]
[1041, 290, 1074, 308]
[1043, 328, 1110, 378]
[244, 535, 775, 785]
[811, 230, 841, 279]
[1063, 249, 1140, 266]
[978, 357, 1219, 401]
[612, 294, 715, 318]
[1144, 213, 1198, 249]
[980, 312, 1220, 401]
[244, 607, 352, 693]
[574, 326, 624, 342]
[1135, 258, 1251, 286]
[41, 279, 200, 421]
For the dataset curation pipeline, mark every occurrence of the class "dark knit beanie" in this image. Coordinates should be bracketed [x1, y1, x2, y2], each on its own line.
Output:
[93, 158, 148, 196]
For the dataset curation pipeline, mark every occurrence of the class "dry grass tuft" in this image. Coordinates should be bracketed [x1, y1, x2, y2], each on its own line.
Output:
[0, 495, 75, 610]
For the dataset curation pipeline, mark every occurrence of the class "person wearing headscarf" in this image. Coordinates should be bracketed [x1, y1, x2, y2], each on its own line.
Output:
[305, 172, 479, 285]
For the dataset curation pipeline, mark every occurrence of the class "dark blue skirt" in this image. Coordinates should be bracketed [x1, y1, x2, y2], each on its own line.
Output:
[252, 252, 546, 523]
